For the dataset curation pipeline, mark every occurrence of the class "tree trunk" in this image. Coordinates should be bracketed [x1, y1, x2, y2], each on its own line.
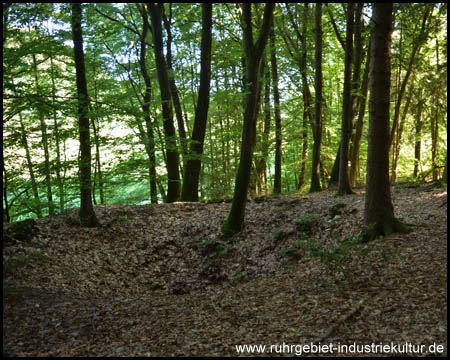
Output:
[3, 162, 10, 223]
[138, 4, 158, 204]
[388, 5, 432, 151]
[310, 3, 323, 192]
[270, 19, 282, 195]
[14, 81, 42, 218]
[32, 53, 55, 216]
[49, 52, 65, 212]
[163, 5, 188, 170]
[391, 77, 414, 183]
[337, 3, 354, 195]
[413, 95, 424, 178]
[350, 40, 370, 187]
[181, 3, 213, 202]
[254, 55, 271, 194]
[443, 155, 447, 183]
[148, 3, 181, 203]
[71, 3, 99, 227]
[222, 3, 274, 238]
[363, 3, 405, 241]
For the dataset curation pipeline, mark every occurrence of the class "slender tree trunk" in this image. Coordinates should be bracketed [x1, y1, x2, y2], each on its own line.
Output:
[348, 3, 364, 170]
[388, 5, 432, 151]
[49, 53, 65, 212]
[90, 53, 105, 205]
[337, 3, 355, 195]
[18, 108, 42, 218]
[443, 156, 447, 183]
[148, 3, 181, 203]
[138, 5, 158, 204]
[32, 53, 55, 216]
[163, 5, 188, 170]
[391, 78, 414, 183]
[254, 55, 271, 195]
[310, 3, 323, 192]
[350, 40, 370, 187]
[71, 3, 99, 227]
[181, 4, 213, 201]
[413, 94, 424, 178]
[3, 162, 10, 223]
[270, 19, 282, 195]
[222, 3, 274, 238]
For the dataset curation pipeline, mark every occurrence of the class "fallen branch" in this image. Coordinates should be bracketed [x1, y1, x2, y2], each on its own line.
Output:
[313, 298, 366, 344]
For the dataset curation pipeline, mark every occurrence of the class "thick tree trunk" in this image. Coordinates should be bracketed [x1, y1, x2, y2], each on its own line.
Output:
[71, 3, 99, 227]
[363, 3, 406, 241]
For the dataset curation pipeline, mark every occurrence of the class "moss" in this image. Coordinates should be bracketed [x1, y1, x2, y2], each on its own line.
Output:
[360, 218, 412, 243]
[330, 202, 346, 217]
[221, 220, 240, 239]
[393, 218, 413, 234]
[3, 218, 39, 243]
[335, 189, 356, 197]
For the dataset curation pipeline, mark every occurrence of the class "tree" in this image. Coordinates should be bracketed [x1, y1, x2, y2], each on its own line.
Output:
[222, 3, 274, 238]
[388, 4, 433, 152]
[310, 3, 323, 192]
[181, 4, 213, 202]
[148, 3, 181, 203]
[282, 4, 313, 190]
[363, 3, 407, 241]
[270, 17, 282, 195]
[163, 5, 189, 170]
[71, 3, 99, 227]
[337, 3, 354, 195]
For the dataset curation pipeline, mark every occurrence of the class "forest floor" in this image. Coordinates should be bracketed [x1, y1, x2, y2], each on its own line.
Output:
[3, 182, 447, 357]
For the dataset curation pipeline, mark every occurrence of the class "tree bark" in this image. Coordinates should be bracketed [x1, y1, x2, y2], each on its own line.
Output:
[222, 3, 274, 238]
[363, 3, 405, 240]
[71, 3, 99, 227]
[350, 40, 370, 187]
[413, 94, 424, 178]
[181, 3, 213, 202]
[388, 5, 432, 151]
[310, 3, 323, 192]
[270, 19, 282, 195]
[138, 4, 158, 204]
[163, 5, 188, 170]
[32, 53, 55, 216]
[337, 3, 354, 195]
[3, 162, 10, 223]
[148, 3, 181, 203]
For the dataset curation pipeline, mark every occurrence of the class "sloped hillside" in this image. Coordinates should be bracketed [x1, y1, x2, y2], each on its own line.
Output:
[3, 184, 447, 356]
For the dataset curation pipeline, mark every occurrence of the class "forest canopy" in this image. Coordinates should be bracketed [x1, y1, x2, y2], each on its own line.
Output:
[2, 3, 447, 223]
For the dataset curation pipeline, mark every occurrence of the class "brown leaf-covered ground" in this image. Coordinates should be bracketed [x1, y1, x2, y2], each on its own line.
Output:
[3, 183, 447, 356]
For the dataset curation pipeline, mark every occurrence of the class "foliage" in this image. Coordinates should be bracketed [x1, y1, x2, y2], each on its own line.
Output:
[2, 3, 447, 222]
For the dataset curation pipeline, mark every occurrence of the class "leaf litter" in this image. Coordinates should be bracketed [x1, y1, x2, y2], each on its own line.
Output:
[3, 183, 447, 356]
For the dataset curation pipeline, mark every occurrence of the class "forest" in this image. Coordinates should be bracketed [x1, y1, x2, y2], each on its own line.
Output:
[3, 3, 448, 357]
